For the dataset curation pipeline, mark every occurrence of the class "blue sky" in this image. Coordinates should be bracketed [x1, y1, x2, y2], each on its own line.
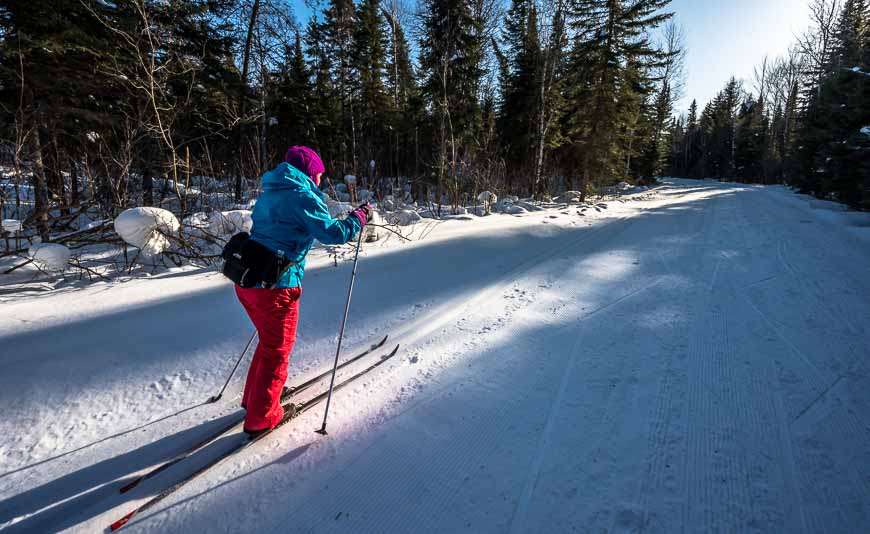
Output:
[290, 0, 813, 113]
[669, 0, 812, 112]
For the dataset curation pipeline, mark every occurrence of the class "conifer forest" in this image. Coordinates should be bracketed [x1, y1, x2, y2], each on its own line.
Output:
[0, 0, 868, 247]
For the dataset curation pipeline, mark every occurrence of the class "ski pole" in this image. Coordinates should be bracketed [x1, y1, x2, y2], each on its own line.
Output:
[316, 230, 364, 435]
[207, 329, 257, 403]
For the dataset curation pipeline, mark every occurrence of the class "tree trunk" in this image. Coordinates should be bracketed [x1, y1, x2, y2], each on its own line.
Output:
[30, 128, 51, 240]
[235, 0, 261, 201]
[142, 166, 153, 207]
[69, 156, 80, 208]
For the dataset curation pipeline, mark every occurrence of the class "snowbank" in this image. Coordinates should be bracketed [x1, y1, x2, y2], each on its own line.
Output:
[553, 191, 583, 203]
[500, 205, 527, 215]
[325, 197, 354, 219]
[385, 209, 422, 226]
[28, 243, 71, 271]
[808, 199, 848, 212]
[358, 188, 375, 203]
[2, 219, 22, 232]
[114, 207, 180, 256]
[208, 210, 253, 236]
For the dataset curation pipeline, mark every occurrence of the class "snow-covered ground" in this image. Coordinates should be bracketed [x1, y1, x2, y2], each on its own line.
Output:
[1, 179, 869, 533]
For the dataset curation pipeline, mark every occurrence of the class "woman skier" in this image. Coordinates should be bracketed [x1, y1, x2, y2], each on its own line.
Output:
[235, 146, 371, 437]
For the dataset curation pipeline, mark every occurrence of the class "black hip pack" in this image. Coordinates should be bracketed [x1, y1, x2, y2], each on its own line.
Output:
[220, 232, 296, 288]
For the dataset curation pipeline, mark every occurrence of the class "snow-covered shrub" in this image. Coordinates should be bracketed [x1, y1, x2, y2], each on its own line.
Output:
[183, 212, 210, 230]
[232, 198, 257, 210]
[502, 205, 527, 215]
[28, 243, 71, 271]
[477, 191, 497, 215]
[331, 190, 351, 202]
[357, 188, 375, 203]
[208, 210, 253, 236]
[152, 178, 199, 197]
[344, 175, 357, 185]
[477, 191, 497, 203]
[385, 209, 422, 226]
[2, 219, 22, 232]
[554, 190, 583, 203]
[515, 200, 543, 212]
[325, 198, 353, 219]
[114, 207, 180, 256]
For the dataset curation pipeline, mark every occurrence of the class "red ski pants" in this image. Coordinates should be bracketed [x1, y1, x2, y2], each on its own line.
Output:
[235, 286, 302, 432]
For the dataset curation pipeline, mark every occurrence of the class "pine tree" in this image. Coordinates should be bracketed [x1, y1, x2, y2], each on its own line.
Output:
[270, 32, 313, 149]
[794, 0, 869, 206]
[831, 0, 868, 69]
[383, 8, 419, 177]
[734, 97, 767, 182]
[698, 78, 742, 180]
[304, 15, 341, 169]
[637, 81, 673, 179]
[418, 0, 485, 211]
[497, 0, 540, 185]
[0, 0, 137, 227]
[322, 0, 359, 173]
[353, 0, 392, 181]
[564, 0, 673, 193]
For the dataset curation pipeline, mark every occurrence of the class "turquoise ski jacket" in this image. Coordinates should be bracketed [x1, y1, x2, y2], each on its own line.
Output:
[249, 162, 361, 288]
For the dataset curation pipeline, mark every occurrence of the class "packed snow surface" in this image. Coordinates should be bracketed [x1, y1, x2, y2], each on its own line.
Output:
[1, 180, 869, 533]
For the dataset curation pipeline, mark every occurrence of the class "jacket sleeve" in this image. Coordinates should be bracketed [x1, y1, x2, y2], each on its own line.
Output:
[292, 188, 361, 245]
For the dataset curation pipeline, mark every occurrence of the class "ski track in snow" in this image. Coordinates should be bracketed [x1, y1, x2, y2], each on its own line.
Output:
[1, 180, 869, 533]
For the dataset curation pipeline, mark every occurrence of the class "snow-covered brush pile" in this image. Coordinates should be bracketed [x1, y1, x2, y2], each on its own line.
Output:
[492, 196, 542, 215]
[114, 207, 180, 256]
[207, 210, 252, 235]
[28, 243, 71, 271]
[329, 179, 375, 205]
[553, 191, 584, 204]
[2, 219, 22, 233]
[323, 195, 354, 219]
[383, 209, 422, 226]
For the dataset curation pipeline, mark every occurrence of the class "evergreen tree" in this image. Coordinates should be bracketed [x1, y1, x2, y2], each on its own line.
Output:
[418, 0, 485, 209]
[734, 97, 767, 182]
[564, 0, 672, 193]
[353, 0, 392, 178]
[497, 0, 540, 183]
[831, 0, 868, 68]
[270, 32, 313, 148]
[383, 8, 420, 177]
[304, 15, 341, 168]
[322, 0, 359, 173]
[0, 0, 131, 229]
[793, 0, 869, 206]
[699, 78, 742, 179]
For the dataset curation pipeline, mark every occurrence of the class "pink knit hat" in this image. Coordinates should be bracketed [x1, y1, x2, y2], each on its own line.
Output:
[284, 146, 325, 184]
